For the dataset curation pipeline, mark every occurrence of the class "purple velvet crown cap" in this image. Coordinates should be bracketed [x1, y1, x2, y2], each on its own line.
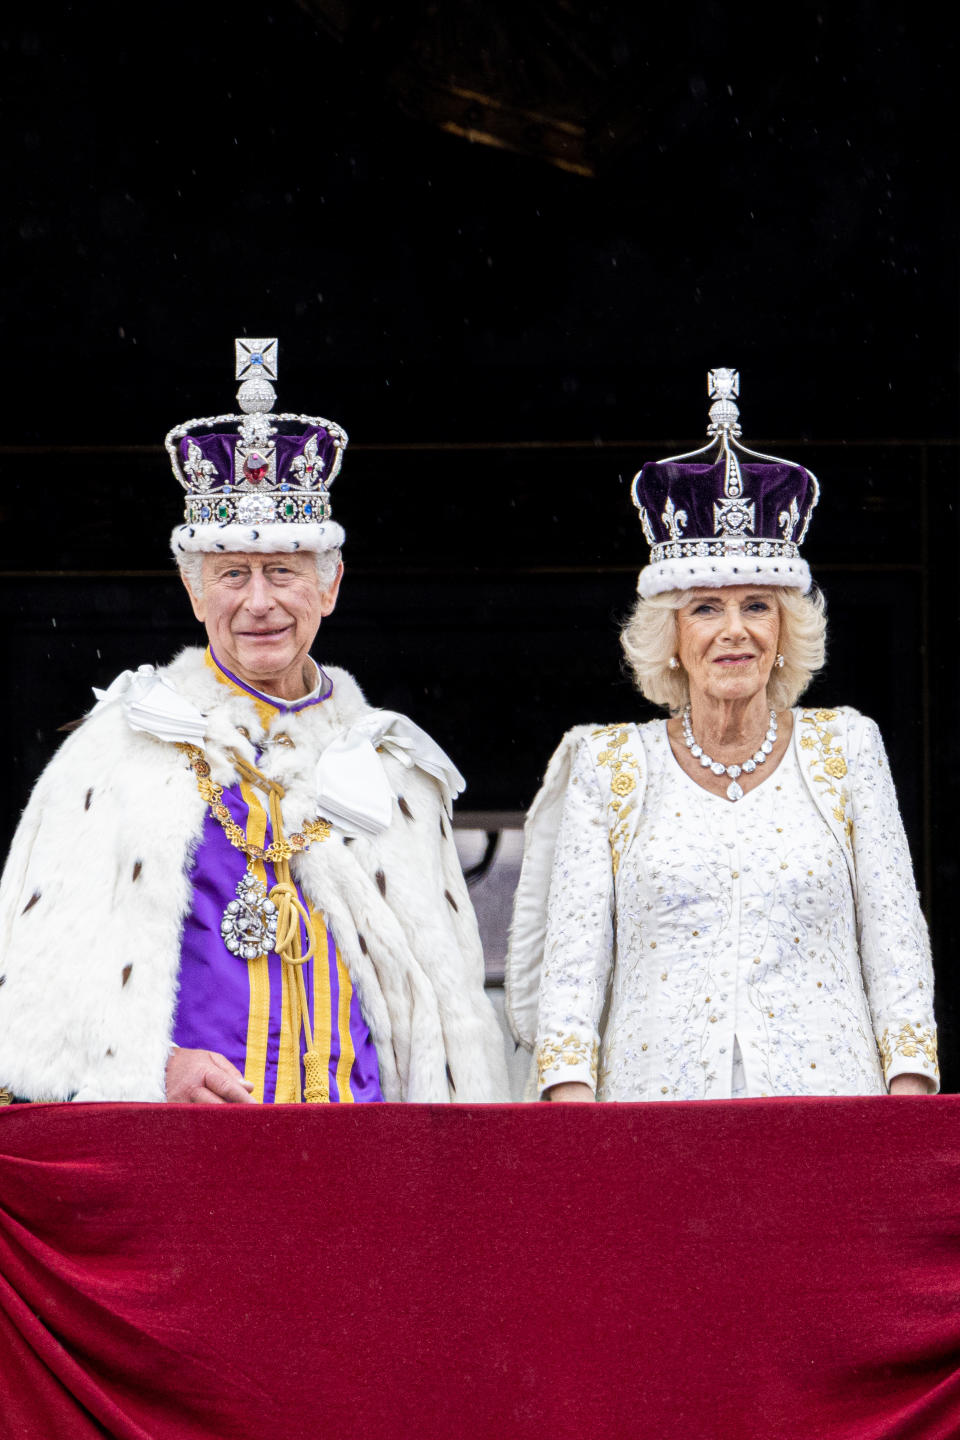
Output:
[632, 455, 819, 598]
[176, 425, 341, 491]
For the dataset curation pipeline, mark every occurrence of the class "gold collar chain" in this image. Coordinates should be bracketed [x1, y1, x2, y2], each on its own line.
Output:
[178, 743, 331, 862]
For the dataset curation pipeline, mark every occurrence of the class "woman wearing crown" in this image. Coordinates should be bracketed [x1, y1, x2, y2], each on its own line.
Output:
[0, 341, 508, 1105]
[506, 371, 937, 1102]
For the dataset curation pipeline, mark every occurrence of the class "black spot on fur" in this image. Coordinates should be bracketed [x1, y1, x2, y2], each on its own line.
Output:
[85, 788, 93, 810]
[187, 528, 195, 538]
[22, 892, 41, 915]
[444, 889, 459, 913]
[250, 529, 259, 540]
[121, 964, 133, 987]
[343, 836, 354, 846]
[446, 1063, 456, 1094]
[0, 975, 6, 987]
[292, 541, 300, 550]
[132, 860, 143, 881]
[439, 814, 447, 839]
[375, 870, 387, 896]
[357, 933, 368, 955]
[398, 796, 414, 820]
[105, 1048, 115, 1058]
[177, 543, 185, 552]
[215, 542, 225, 550]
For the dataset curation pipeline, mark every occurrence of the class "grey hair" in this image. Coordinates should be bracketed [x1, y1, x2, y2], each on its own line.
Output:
[177, 547, 342, 597]
[620, 586, 827, 711]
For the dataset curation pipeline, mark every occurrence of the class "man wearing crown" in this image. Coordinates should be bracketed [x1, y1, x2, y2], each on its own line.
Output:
[0, 341, 509, 1105]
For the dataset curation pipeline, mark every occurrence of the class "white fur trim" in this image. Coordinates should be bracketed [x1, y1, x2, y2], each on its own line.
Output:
[0, 648, 508, 1104]
[637, 555, 812, 597]
[170, 520, 346, 557]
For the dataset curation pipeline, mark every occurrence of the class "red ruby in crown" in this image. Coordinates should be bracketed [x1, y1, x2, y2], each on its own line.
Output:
[243, 452, 269, 485]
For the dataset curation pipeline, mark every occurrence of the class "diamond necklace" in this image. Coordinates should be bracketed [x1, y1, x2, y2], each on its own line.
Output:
[681, 704, 778, 802]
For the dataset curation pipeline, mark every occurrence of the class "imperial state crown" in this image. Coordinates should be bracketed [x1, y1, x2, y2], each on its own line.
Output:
[167, 338, 348, 557]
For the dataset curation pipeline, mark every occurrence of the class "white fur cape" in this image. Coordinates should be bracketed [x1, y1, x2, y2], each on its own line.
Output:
[0, 649, 509, 1103]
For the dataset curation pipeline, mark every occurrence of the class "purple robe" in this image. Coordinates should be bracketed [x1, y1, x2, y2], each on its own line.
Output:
[172, 652, 382, 1103]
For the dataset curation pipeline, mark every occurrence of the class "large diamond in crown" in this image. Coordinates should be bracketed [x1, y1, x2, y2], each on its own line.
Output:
[236, 494, 277, 524]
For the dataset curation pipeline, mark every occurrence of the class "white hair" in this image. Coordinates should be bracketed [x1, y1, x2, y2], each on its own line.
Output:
[177, 547, 342, 597]
[620, 585, 827, 711]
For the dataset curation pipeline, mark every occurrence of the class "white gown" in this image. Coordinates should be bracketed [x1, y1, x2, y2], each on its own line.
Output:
[533, 714, 937, 1100]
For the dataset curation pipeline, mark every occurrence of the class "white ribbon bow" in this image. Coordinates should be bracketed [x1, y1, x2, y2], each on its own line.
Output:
[90, 672, 463, 837]
[315, 711, 466, 837]
[91, 666, 207, 745]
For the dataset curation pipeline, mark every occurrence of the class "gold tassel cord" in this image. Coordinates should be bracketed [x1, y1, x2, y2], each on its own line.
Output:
[266, 785, 328, 1104]
[269, 880, 317, 968]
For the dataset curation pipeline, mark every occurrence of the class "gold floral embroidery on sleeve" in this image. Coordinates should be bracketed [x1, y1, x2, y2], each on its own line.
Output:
[877, 1023, 939, 1080]
[591, 724, 643, 877]
[536, 1034, 599, 1087]
[799, 708, 853, 847]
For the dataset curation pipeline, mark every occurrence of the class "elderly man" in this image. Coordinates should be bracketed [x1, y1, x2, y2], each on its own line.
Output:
[0, 339, 508, 1105]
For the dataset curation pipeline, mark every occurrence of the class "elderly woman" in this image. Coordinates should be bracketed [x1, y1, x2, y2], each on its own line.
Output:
[0, 340, 508, 1105]
[506, 370, 937, 1101]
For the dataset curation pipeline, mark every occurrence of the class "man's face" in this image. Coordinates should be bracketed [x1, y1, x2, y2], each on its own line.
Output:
[183, 552, 342, 700]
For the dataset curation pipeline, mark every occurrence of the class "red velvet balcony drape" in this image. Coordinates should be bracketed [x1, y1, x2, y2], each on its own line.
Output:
[1, 1099, 959, 1440]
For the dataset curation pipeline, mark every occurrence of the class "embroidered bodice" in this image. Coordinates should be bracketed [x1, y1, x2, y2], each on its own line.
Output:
[533, 712, 937, 1101]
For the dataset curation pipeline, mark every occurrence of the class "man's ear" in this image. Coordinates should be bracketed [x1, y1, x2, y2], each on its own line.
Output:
[181, 568, 206, 623]
[319, 561, 344, 618]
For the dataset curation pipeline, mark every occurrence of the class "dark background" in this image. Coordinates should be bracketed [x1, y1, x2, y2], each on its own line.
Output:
[2, 3, 958, 1082]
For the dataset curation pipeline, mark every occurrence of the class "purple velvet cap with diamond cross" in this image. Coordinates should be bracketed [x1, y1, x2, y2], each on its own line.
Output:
[631, 368, 820, 597]
[166, 338, 348, 558]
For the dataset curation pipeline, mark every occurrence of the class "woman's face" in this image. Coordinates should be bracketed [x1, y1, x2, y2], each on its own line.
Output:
[675, 586, 781, 708]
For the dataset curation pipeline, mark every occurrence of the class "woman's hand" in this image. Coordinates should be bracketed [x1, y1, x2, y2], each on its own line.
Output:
[889, 1073, 935, 1096]
[544, 1081, 596, 1102]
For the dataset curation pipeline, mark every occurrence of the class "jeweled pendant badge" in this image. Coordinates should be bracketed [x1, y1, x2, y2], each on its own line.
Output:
[221, 869, 278, 960]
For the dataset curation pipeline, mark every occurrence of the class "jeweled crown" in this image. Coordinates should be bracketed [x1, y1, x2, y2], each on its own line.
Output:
[167, 338, 348, 557]
[631, 368, 819, 598]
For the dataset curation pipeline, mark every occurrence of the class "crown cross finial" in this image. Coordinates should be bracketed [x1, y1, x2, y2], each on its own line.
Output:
[235, 337, 278, 414]
[707, 366, 742, 438]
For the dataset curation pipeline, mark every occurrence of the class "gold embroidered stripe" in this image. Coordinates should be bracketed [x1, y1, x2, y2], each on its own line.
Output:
[307, 902, 334, 1104]
[591, 725, 643, 878]
[334, 944, 357, 1104]
[240, 778, 271, 1103]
